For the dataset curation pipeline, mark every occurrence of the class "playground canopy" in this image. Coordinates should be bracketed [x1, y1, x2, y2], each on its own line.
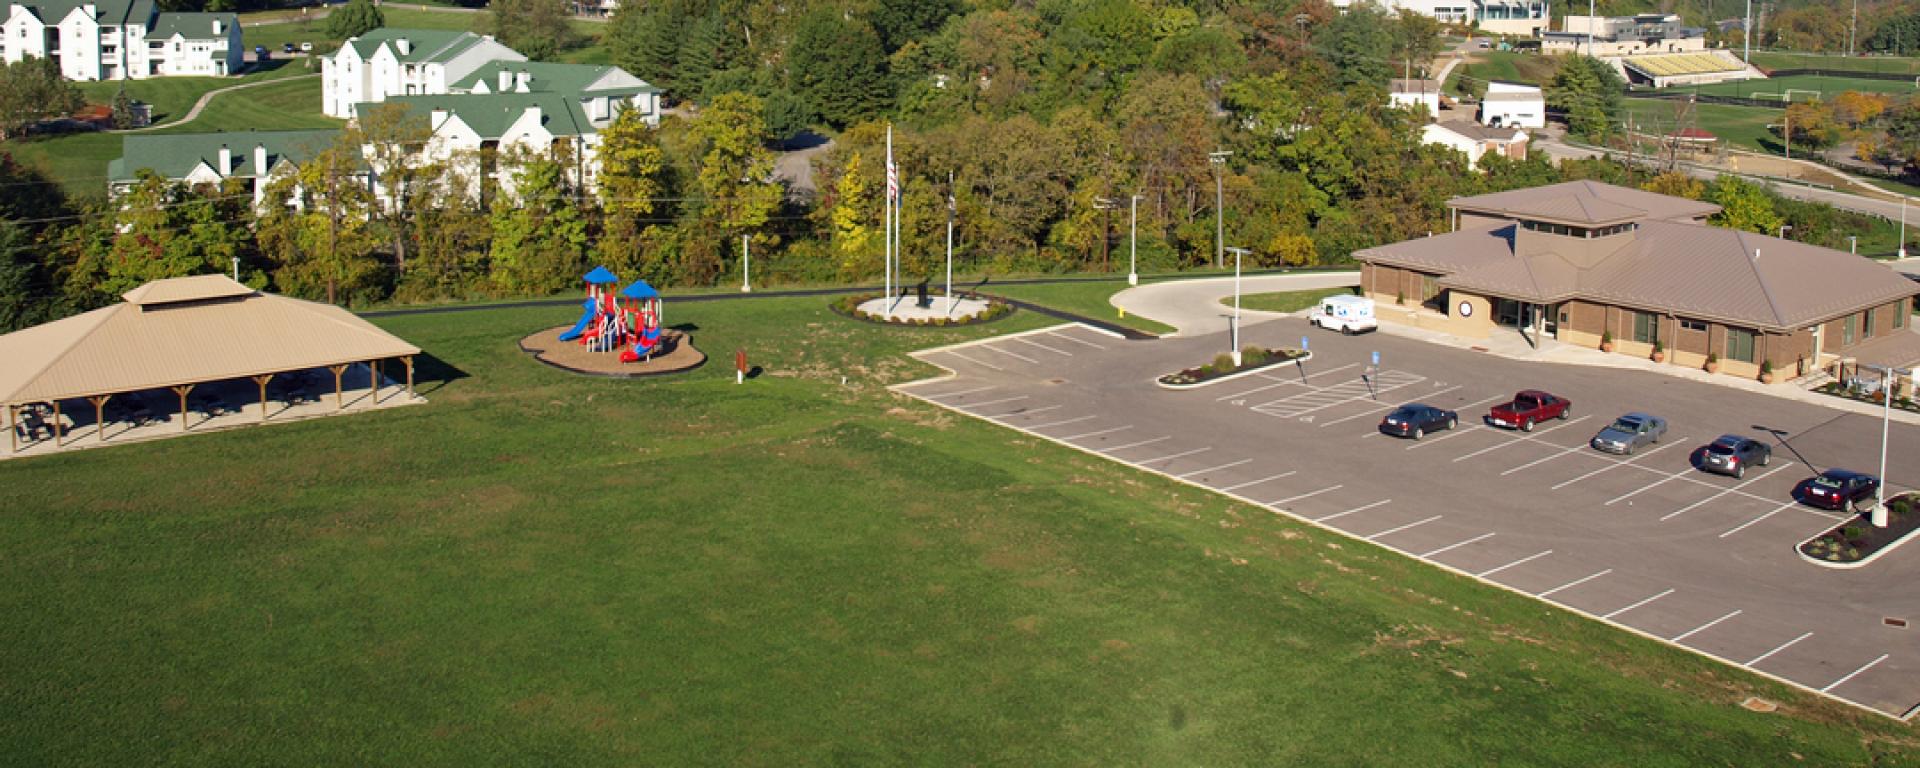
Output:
[619, 280, 659, 300]
[0, 274, 422, 413]
[584, 266, 620, 284]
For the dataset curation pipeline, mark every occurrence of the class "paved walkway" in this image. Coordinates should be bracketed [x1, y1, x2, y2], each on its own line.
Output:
[119, 72, 321, 133]
[1109, 271, 1361, 337]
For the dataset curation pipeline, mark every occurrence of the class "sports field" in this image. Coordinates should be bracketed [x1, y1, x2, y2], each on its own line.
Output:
[2, 294, 1916, 764]
[1661, 74, 1920, 100]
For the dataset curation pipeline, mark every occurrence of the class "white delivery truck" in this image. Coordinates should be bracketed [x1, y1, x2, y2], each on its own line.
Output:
[1308, 294, 1377, 335]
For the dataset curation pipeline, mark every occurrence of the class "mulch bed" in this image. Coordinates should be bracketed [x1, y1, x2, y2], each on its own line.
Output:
[1159, 348, 1308, 387]
[518, 326, 706, 379]
[1799, 493, 1920, 565]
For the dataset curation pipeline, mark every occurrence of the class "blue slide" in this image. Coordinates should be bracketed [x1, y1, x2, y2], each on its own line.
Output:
[557, 299, 596, 342]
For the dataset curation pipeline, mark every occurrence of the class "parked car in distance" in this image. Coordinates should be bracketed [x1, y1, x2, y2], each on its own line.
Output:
[1379, 403, 1458, 440]
[253, 45, 268, 59]
[300, 41, 314, 52]
[1590, 413, 1667, 455]
[1797, 469, 1880, 511]
[1699, 434, 1771, 478]
[1308, 294, 1377, 335]
[282, 42, 296, 53]
[1486, 390, 1570, 432]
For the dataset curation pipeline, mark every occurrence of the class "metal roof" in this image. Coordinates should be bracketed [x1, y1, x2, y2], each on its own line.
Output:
[110, 129, 341, 183]
[1449, 180, 1720, 222]
[0, 275, 421, 405]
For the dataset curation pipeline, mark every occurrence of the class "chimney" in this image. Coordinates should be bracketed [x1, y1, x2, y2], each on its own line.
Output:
[212, 18, 223, 34]
[396, 37, 411, 56]
[82, 2, 95, 17]
[515, 70, 530, 92]
[430, 107, 448, 130]
[497, 69, 512, 92]
[217, 145, 232, 175]
[523, 105, 542, 127]
[253, 143, 267, 177]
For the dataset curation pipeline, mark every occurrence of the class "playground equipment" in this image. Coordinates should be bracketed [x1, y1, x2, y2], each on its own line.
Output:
[556, 268, 666, 364]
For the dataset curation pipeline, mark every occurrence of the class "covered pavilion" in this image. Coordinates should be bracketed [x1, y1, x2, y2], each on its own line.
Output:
[2, 275, 423, 457]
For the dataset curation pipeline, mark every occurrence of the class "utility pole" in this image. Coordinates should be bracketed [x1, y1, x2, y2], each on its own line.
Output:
[1209, 150, 1231, 269]
[945, 170, 955, 314]
[1850, 0, 1859, 57]
[1093, 196, 1117, 272]
[1783, 109, 1790, 161]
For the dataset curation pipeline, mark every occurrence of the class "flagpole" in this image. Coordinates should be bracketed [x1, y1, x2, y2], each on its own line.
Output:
[945, 170, 955, 315]
[884, 124, 893, 319]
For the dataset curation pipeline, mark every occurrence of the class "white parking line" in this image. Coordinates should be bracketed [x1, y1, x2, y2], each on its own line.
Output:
[944, 350, 1004, 371]
[1215, 373, 1308, 401]
[1421, 532, 1496, 558]
[1671, 610, 1743, 643]
[1718, 501, 1799, 538]
[1454, 416, 1591, 463]
[1477, 550, 1552, 577]
[1027, 415, 1096, 430]
[1059, 425, 1131, 441]
[1406, 423, 1488, 450]
[1135, 446, 1212, 467]
[1747, 632, 1814, 667]
[1365, 514, 1442, 541]
[1301, 363, 1361, 380]
[1547, 438, 1689, 488]
[1217, 472, 1296, 492]
[1011, 336, 1073, 356]
[923, 385, 994, 399]
[1538, 568, 1613, 598]
[1315, 498, 1391, 522]
[1269, 485, 1345, 506]
[1821, 654, 1890, 693]
[1176, 458, 1252, 479]
[977, 344, 1039, 364]
[1660, 463, 1797, 521]
[1499, 442, 1595, 477]
[1097, 435, 1173, 454]
[1319, 386, 1465, 428]
[1604, 464, 1695, 506]
[958, 395, 1030, 410]
[1047, 330, 1106, 350]
[992, 404, 1061, 418]
[1602, 588, 1675, 619]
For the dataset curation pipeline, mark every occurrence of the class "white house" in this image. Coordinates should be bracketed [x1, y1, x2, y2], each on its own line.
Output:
[1421, 121, 1527, 168]
[1479, 81, 1544, 129]
[1, 0, 238, 80]
[1389, 78, 1442, 117]
[376, 92, 604, 201]
[449, 60, 661, 128]
[321, 28, 523, 118]
[109, 129, 341, 209]
[1331, 0, 1548, 36]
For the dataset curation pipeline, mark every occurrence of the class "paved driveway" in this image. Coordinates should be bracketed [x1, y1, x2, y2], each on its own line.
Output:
[1110, 272, 1359, 337]
[896, 320, 1920, 720]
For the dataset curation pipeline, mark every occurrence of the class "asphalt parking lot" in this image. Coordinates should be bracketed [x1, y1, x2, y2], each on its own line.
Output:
[895, 320, 1920, 720]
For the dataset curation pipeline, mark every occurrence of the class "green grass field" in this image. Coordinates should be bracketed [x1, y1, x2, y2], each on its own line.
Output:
[985, 278, 1178, 336]
[153, 74, 338, 134]
[1659, 74, 1920, 100]
[3, 295, 1917, 764]
[1235, 286, 1359, 314]
[240, 7, 603, 58]
[1751, 50, 1920, 76]
[74, 61, 311, 126]
[5, 132, 122, 199]
[1445, 50, 1560, 93]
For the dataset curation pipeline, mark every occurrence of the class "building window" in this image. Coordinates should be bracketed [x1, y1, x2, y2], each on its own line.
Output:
[1726, 327, 1756, 363]
[1864, 308, 1878, 339]
[1632, 311, 1660, 344]
[1680, 318, 1707, 332]
[1843, 315, 1856, 346]
[1898, 305, 1908, 330]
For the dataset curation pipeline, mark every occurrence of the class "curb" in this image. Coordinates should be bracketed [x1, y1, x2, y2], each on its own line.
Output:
[1154, 351, 1313, 391]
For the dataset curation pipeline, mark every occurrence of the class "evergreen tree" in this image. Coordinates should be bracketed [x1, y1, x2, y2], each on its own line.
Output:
[870, 0, 956, 53]
[676, 13, 733, 102]
[1548, 56, 1625, 142]
[325, 0, 383, 41]
[489, 0, 575, 61]
[787, 11, 891, 128]
[1322, 6, 1393, 89]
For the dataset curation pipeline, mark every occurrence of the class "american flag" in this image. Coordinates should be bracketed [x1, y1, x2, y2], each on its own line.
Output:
[886, 124, 898, 203]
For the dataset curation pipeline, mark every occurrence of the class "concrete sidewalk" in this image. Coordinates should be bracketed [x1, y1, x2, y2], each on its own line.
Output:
[1109, 271, 1360, 337]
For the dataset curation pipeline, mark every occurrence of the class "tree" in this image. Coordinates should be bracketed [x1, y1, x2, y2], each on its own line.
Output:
[325, 0, 383, 40]
[871, 0, 956, 53]
[608, 4, 687, 99]
[1548, 56, 1625, 142]
[259, 140, 382, 305]
[1782, 101, 1839, 149]
[596, 104, 668, 276]
[490, 156, 589, 294]
[677, 12, 735, 101]
[1392, 10, 1443, 80]
[110, 86, 138, 129]
[1706, 176, 1784, 236]
[353, 102, 434, 278]
[0, 58, 83, 140]
[0, 219, 44, 331]
[689, 92, 781, 282]
[1322, 6, 1393, 88]
[828, 151, 880, 276]
[488, 0, 576, 61]
[787, 11, 891, 128]
[1642, 171, 1704, 200]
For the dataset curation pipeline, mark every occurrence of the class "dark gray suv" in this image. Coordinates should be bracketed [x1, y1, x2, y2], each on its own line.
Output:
[1699, 434, 1770, 478]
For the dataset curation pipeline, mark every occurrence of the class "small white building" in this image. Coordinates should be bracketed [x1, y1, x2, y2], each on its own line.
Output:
[321, 28, 523, 119]
[1479, 81, 1544, 129]
[1422, 120, 1528, 168]
[1389, 78, 1443, 118]
[1, 0, 239, 80]
[1331, 0, 1548, 36]
[1543, 14, 1705, 57]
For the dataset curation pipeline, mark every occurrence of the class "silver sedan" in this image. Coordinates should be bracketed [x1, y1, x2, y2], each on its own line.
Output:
[1590, 413, 1667, 455]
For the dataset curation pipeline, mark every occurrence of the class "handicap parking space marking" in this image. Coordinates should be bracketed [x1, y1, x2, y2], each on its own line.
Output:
[1546, 437, 1690, 488]
[1821, 654, 1891, 694]
[943, 350, 1005, 372]
[1476, 549, 1553, 578]
[1660, 462, 1797, 521]
[1059, 424, 1132, 441]
[1255, 376, 1432, 420]
[1602, 588, 1676, 620]
[1420, 532, 1496, 559]
[1538, 568, 1613, 598]
[1011, 336, 1073, 357]
[956, 395, 1030, 411]
[977, 344, 1040, 364]
[1215, 377, 1304, 402]
[1671, 609, 1743, 643]
[1314, 498, 1390, 523]
[1134, 446, 1212, 467]
[1364, 514, 1443, 542]
[990, 404, 1060, 418]
[1453, 415, 1592, 463]
[1717, 500, 1803, 538]
[1319, 386, 1465, 429]
[1026, 414, 1097, 430]
[1216, 472, 1297, 492]
[1097, 435, 1173, 454]
[1268, 484, 1345, 507]
[1176, 458, 1252, 479]
[1045, 329, 1107, 350]
[920, 384, 995, 400]
[1747, 631, 1815, 667]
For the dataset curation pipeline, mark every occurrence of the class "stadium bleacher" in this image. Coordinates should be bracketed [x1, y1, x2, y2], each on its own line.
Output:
[1624, 52, 1743, 78]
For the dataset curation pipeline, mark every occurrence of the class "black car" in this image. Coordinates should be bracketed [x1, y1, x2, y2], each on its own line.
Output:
[1379, 403, 1457, 440]
[1796, 469, 1880, 511]
[283, 43, 296, 54]
[254, 45, 268, 59]
[1699, 434, 1771, 478]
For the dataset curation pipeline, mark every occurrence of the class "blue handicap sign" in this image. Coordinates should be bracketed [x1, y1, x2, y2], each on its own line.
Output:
[1372, 351, 1380, 366]
[1301, 336, 1309, 351]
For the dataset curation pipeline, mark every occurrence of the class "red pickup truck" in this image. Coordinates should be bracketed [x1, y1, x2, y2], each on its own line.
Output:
[1486, 390, 1571, 432]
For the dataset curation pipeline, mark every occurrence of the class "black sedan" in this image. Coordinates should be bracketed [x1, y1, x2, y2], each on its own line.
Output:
[1379, 403, 1457, 440]
[1699, 434, 1771, 478]
[1796, 469, 1880, 511]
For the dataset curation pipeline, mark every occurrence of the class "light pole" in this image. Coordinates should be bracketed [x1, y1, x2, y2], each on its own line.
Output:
[1226, 246, 1250, 366]
[1128, 193, 1144, 286]
[1850, 235, 1858, 255]
[945, 171, 956, 315]
[1743, 0, 1752, 64]
[741, 234, 751, 293]
[1209, 150, 1232, 269]
[1861, 364, 1911, 528]
[1902, 198, 1909, 259]
[1093, 196, 1119, 273]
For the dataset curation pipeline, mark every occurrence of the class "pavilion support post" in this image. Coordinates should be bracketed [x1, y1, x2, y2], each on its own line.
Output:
[8, 404, 16, 453]
[329, 364, 348, 410]
[253, 375, 273, 422]
[171, 385, 194, 432]
[402, 356, 414, 399]
[52, 400, 63, 446]
[370, 359, 381, 405]
[88, 395, 111, 443]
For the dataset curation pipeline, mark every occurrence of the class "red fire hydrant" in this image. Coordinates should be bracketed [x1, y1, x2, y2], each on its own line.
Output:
[736, 349, 748, 385]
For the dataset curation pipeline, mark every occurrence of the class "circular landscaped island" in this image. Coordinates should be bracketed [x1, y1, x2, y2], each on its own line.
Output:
[831, 293, 1012, 327]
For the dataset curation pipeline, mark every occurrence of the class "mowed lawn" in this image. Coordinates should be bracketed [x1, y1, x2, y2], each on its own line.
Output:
[240, 6, 603, 57]
[986, 277, 1178, 336]
[1661, 74, 1920, 100]
[153, 74, 337, 134]
[1235, 286, 1359, 314]
[1751, 50, 1920, 76]
[2, 296, 1918, 765]
[75, 60, 312, 125]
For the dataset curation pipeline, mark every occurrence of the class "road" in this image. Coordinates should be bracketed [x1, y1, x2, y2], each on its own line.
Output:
[1108, 272, 1360, 337]
[1534, 135, 1914, 222]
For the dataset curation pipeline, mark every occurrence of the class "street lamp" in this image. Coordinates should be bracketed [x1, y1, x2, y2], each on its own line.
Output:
[1128, 193, 1145, 286]
[1210, 150, 1232, 269]
[1225, 246, 1251, 366]
[1861, 364, 1912, 528]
